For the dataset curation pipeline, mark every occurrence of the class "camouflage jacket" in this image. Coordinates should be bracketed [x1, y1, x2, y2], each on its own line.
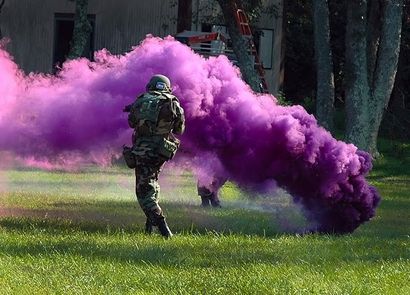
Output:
[128, 91, 185, 141]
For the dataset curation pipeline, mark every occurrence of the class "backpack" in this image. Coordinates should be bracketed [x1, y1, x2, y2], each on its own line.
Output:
[135, 92, 163, 133]
[133, 92, 180, 160]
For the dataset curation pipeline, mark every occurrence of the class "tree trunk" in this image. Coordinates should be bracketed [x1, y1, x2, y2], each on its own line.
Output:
[345, 0, 371, 151]
[312, 0, 335, 131]
[67, 0, 91, 59]
[366, 0, 382, 87]
[368, 0, 403, 155]
[390, 11, 408, 112]
[344, 0, 403, 156]
[177, 0, 192, 33]
[216, 0, 262, 92]
[0, 0, 5, 40]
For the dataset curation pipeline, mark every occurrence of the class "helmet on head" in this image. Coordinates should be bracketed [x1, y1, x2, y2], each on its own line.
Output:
[146, 74, 172, 93]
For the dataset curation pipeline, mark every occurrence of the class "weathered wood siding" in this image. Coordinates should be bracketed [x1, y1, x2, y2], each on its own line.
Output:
[2, 0, 282, 94]
[2, 0, 177, 73]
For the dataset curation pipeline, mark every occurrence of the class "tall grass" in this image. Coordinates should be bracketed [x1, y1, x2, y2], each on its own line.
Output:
[0, 141, 409, 294]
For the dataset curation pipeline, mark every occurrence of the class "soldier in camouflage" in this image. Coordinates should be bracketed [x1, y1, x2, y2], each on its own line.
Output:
[125, 74, 185, 238]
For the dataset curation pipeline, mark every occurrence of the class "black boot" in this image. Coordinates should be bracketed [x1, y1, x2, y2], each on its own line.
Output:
[157, 218, 173, 238]
[143, 209, 157, 234]
[198, 185, 212, 207]
[210, 199, 221, 208]
[144, 207, 173, 238]
[210, 193, 221, 208]
[145, 217, 153, 234]
[201, 195, 211, 207]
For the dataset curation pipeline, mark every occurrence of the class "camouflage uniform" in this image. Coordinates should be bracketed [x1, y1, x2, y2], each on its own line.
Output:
[127, 75, 185, 237]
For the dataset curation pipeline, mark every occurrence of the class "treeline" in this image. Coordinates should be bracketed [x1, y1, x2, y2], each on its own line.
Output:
[283, 0, 409, 149]
[204, 0, 407, 156]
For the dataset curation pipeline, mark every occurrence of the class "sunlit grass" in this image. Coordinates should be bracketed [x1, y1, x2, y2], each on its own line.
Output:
[0, 141, 409, 294]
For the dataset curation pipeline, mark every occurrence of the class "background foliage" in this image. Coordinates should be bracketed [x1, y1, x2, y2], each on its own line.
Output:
[283, 0, 409, 140]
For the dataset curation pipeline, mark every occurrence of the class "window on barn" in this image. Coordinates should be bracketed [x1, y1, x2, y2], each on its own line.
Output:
[53, 13, 96, 71]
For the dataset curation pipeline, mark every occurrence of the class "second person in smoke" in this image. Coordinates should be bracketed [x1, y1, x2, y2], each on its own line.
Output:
[126, 74, 185, 238]
[197, 176, 227, 208]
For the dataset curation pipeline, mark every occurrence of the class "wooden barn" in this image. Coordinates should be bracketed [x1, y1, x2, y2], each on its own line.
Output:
[1, 0, 283, 94]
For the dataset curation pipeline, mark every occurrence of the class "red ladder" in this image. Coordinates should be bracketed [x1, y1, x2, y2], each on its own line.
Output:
[234, 8, 269, 93]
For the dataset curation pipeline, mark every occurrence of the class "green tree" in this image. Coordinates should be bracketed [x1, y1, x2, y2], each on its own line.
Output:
[282, 0, 315, 102]
[312, 0, 335, 131]
[345, 0, 403, 155]
[215, 0, 262, 92]
[386, 4, 410, 141]
[283, 0, 405, 153]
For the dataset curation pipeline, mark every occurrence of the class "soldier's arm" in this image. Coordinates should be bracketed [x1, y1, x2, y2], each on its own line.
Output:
[128, 116, 136, 128]
[127, 96, 143, 128]
[172, 99, 185, 135]
[127, 104, 138, 128]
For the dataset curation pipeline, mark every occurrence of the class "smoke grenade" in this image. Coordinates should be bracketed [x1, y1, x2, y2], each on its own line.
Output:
[0, 36, 380, 233]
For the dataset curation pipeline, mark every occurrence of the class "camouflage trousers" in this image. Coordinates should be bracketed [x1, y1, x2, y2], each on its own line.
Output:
[134, 154, 166, 213]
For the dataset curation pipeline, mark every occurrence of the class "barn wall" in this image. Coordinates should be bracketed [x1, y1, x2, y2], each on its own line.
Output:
[2, 0, 282, 94]
[2, 0, 177, 73]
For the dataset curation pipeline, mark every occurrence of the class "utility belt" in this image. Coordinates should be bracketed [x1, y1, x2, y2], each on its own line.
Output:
[122, 145, 136, 169]
[137, 134, 180, 160]
[123, 134, 180, 169]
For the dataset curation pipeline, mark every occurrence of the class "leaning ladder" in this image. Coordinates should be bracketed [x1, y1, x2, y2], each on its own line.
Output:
[234, 8, 269, 93]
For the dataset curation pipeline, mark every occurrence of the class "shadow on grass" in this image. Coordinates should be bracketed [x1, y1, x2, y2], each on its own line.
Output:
[368, 160, 410, 181]
[355, 198, 410, 239]
[368, 145, 410, 180]
[0, 216, 408, 267]
[0, 214, 289, 268]
[1, 191, 407, 239]
[0, 229, 284, 268]
[1, 184, 408, 266]
[0, 196, 307, 238]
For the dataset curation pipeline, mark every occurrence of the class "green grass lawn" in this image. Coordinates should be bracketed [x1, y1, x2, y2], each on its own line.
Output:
[0, 142, 409, 294]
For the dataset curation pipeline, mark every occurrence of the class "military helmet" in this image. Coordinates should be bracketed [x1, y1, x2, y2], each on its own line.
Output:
[146, 74, 172, 92]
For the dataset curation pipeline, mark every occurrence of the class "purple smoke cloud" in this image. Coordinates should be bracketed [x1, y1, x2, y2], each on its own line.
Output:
[0, 36, 380, 233]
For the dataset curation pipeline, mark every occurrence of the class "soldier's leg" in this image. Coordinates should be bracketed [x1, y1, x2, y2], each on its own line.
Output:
[135, 156, 172, 238]
[210, 177, 228, 207]
[197, 182, 212, 207]
[135, 159, 162, 224]
[145, 217, 153, 234]
[210, 192, 221, 208]
[199, 189, 221, 208]
[197, 177, 227, 208]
